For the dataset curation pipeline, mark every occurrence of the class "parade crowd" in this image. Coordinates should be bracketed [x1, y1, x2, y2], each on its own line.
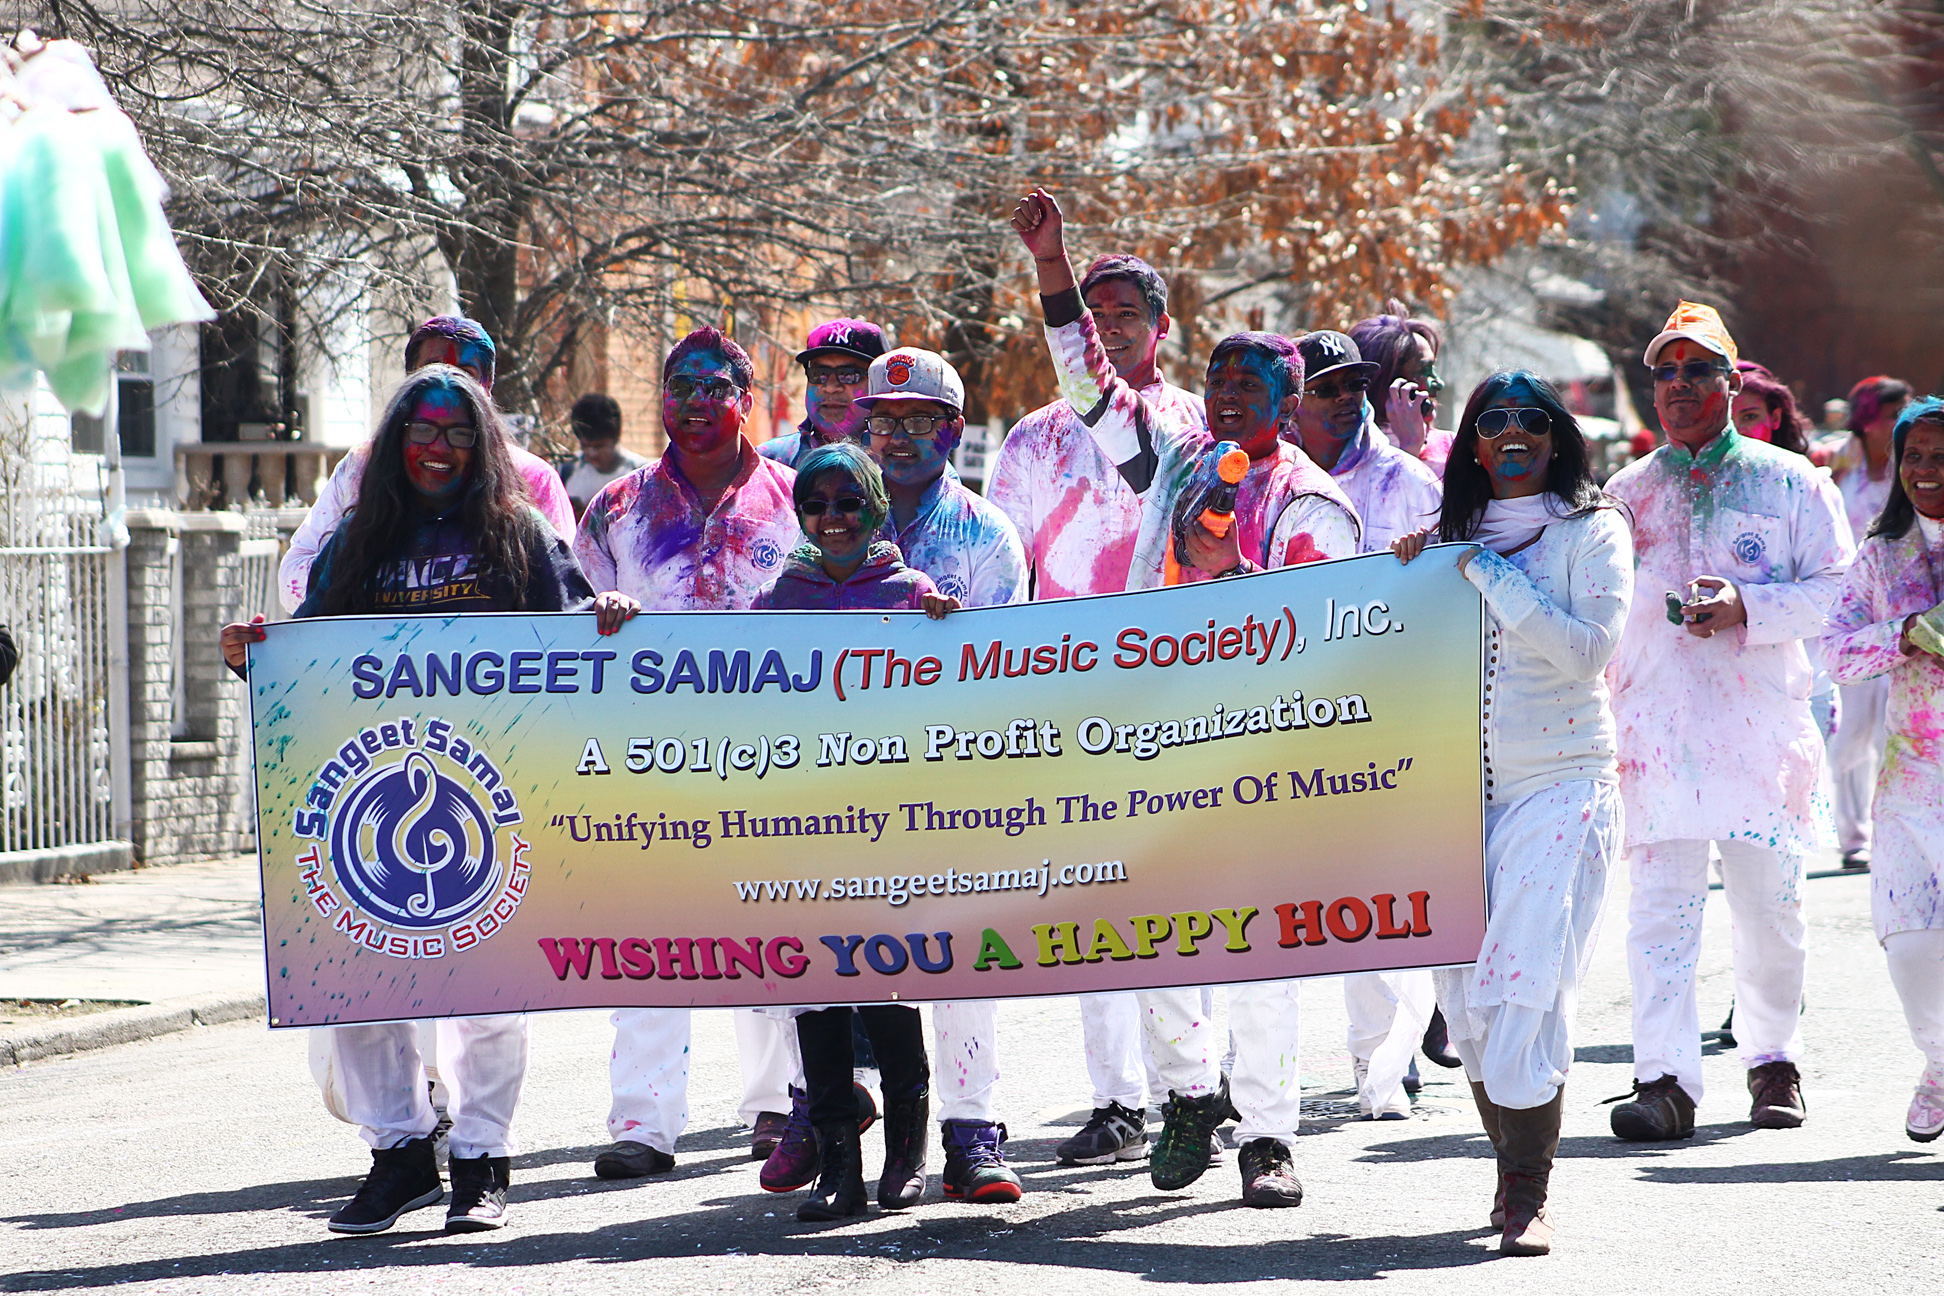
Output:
[218, 188, 1944, 1259]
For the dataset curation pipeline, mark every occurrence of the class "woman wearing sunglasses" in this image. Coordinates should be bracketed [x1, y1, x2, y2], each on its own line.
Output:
[220, 365, 631, 1238]
[1393, 370, 1633, 1257]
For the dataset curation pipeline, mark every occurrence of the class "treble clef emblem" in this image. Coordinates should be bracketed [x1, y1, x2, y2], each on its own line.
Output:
[391, 752, 454, 917]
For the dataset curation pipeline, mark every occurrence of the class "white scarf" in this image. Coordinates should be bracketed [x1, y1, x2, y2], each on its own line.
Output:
[1471, 494, 1568, 555]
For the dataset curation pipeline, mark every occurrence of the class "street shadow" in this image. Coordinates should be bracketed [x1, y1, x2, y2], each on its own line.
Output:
[0, 1183, 1505, 1291]
[1635, 1151, 1944, 1185]
[1353, 1121, 1765, 1167]
[1574, 1044, 1632, 1064]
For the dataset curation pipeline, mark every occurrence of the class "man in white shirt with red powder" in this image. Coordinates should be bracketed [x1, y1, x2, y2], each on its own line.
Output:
[986, 248, 1211, 1169]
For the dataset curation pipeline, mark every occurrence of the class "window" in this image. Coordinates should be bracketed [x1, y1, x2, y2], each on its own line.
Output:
[69, 351, 157, 457]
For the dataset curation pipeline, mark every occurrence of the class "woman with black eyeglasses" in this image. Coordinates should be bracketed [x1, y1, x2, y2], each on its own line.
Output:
[1393, 370, 1633, 1257]
[221, 365, 629, 1238]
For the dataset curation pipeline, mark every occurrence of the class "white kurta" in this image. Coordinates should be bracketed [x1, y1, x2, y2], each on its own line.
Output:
[1605, 427, 1855, 853]
[1434, 504, 1634, 1109]
[1823, 516, 1944, 943]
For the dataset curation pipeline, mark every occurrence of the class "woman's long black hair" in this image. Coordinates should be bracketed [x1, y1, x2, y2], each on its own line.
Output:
[319, 366, 537, 614]
[1439, 370, 1610, 542]
[1869, 395, 1944, 541]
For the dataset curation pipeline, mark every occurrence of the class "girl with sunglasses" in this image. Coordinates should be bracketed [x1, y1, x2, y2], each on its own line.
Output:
[220, 365, 630, 1238]
[1393, 370, 1633, 1256]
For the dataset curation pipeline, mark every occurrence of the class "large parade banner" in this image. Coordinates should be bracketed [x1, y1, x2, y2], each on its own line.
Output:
[249, 547, 1486, 1027]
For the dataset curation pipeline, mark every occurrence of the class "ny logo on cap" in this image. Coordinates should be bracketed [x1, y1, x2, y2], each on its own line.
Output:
[823, 325, 853, 347]
[1313, 334, 1347, 358]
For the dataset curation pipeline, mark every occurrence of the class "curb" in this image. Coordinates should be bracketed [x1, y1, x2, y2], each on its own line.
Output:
[0, 991, 266, 1067]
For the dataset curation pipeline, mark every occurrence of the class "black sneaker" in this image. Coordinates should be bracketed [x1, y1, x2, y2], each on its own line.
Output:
[1150, 1090, 1228, 1190]
[1608, 1074, 1696, 1142]
[1402, 1058, 1423, 1095]
[446, 1155, 510, 1232]
[940, 1120, 1022, 1202]
[1748, 1061, 1807, 1129]
[327, 1137, 443, 1234]
[1056, 1101, 1148, 1165]
[593, 1140, 675, 1179]
[1238, 1137, 1303, 1208]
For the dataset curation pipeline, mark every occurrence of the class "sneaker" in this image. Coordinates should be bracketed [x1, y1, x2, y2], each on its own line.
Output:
[1906, 1086, 1944, 1143]
[446, 1155, 510, 1232]
[1150, 1089, 1228, 1190]
[1842, 848, 1871, 870]
[1353, 1056, 1409, 1120]
[940, 1120, 1023, 1202]
[760, 1087, 819, 1193]
[1608, 1074, 1696, 1142]
[750, 1111, 789, 1161]
[1237, 1137, 1303, 1208]
[1748, 1061, 1806, 1128]
[327, 1137, 443, 1234]
[593, 1140, 675, 1179]
[1056, 1101, 1148, 1165]
[1402, 1058, 1422, 1095]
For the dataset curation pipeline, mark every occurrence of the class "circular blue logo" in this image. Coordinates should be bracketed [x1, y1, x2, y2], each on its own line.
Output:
[1732, 531, 1766, 566]
[331, 752, 501, 929]
[752, 538, 782, 570]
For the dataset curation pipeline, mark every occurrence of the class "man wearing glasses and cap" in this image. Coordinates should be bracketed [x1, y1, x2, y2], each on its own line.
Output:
[1290, 331, 1442, 554]
[1604, 302, 1853, 1141]
[760, 319, 888, 470]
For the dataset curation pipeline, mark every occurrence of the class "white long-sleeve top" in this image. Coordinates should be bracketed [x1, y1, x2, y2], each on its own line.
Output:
[1465, 505, 1635, 807]
[1605, 426, 1855, 854]
[1822, 515, 1944, 940]
[278, 441, 576, 612]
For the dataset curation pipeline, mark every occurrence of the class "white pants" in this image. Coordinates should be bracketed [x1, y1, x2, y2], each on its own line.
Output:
[312, 1016, 527, 1158]
[608, 1007, 690, 1151]
[933, 1000, 1000, 1122]
[734, 1009, 801, 1123]
[1344, 970, 1435, 1113]
[1080, 992, 1147, 1109]
[1141, 981, 1301, 1148]
[1627, 839, 1806, 1103]
[1831, 676, 1889, 852]
[414, 1020, 448, 1108]
[1885, 929, 1944, 1084]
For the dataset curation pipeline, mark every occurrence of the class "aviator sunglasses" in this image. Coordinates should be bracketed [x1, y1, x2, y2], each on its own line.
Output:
[665, 376, 741, 401]
[404, 421, 479, 448]
[799, 496, 868, 518]
[1651, 359, 1730, 384]
[1304, 376, 1370, 402]
[1476, 407, 1552, 440]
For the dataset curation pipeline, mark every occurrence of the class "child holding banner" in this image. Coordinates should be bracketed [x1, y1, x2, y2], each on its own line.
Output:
[751, 440, 956, 1220]
[223, 366, 629, 1236]
[1012, 186, 1358, 1209]
[1392, 371, 1633, 1256]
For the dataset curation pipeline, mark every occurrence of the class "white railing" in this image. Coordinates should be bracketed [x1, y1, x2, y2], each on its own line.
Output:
[237, 535, 288, 623]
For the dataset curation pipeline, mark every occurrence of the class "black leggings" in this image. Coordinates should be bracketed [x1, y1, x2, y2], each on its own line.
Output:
[796, 1005, 928, 1127]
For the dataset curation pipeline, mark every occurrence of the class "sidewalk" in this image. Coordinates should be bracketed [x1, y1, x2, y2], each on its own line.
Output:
[0, 855, 266, 1065]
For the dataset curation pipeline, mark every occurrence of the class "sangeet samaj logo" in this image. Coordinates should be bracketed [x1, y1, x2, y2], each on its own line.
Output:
[291, 717, 529, 960]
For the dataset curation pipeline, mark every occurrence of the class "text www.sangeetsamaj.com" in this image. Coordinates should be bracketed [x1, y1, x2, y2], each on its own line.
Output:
[733, 860, 1128, 907]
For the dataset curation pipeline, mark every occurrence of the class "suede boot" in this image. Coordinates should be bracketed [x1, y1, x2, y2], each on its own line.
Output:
[797, 1122, 867, 1222]
[877, 1091, 929, 1209]
[1497, 1086, 1563, 1257]
[1469, 1080, 1509, 1229]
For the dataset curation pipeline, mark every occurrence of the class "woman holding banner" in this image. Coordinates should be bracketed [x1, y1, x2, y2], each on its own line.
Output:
[1393, 371, 1633, 1257]
[222, 365, 630, 1236]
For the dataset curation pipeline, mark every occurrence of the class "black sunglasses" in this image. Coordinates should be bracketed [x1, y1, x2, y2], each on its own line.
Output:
[404, 421, 478, 448]
[665, 376, 741, 401]
[1651, 360, 1729, 384]
[799, 497, 867, 518]
[1477, 407, 1552, 439]
[1305, 377, 1369, 401]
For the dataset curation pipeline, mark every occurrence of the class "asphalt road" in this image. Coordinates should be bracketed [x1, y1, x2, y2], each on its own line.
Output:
[3, 859, 1939, 1294]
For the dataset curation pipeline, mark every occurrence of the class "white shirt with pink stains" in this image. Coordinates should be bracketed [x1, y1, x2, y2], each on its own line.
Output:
[987, 383, 1208, 600]
[1822, 514, 1944, 940]
[1039, 313, 1360, 586]
[1605, 426, 1856, 855]
[1832, 455, 1895, 546]
[1318, 409, 1444, 555]
[278, 441, 576, 612]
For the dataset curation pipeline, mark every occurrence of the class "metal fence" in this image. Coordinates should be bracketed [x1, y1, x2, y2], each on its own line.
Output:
[237, 534, 288, 624]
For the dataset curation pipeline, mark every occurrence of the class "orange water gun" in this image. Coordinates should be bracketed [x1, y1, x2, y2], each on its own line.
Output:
[1163, 442, 1251, 585]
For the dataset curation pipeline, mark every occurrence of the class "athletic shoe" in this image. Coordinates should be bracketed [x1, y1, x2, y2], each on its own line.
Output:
[1906, 1085, 1944, 1143]
[1150, 1089, 1228, 1190]
[593, 1140, 675, 1179]
[446, 1155, 510, 1232]
[940, 1120, 1022, 1202]
[1842, 848, 1871, 870]
[1217, 1073, 1241, 1125]
[1422, 1007, 1464, 1068]
[1056, 1101, 1148, 1165]
[1238, 1138, 1303, 1207]
[327, 1136, 443, 1234]
[750, 1111, 789, 1161]
[1402, 1057, 1423, 1095]
[1748, 1061, 1807, 1128]
[1353, 1057, 1409, 1120]
[761, 1087, 819, 1193]
[1608, 1074, 1696, 1141]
